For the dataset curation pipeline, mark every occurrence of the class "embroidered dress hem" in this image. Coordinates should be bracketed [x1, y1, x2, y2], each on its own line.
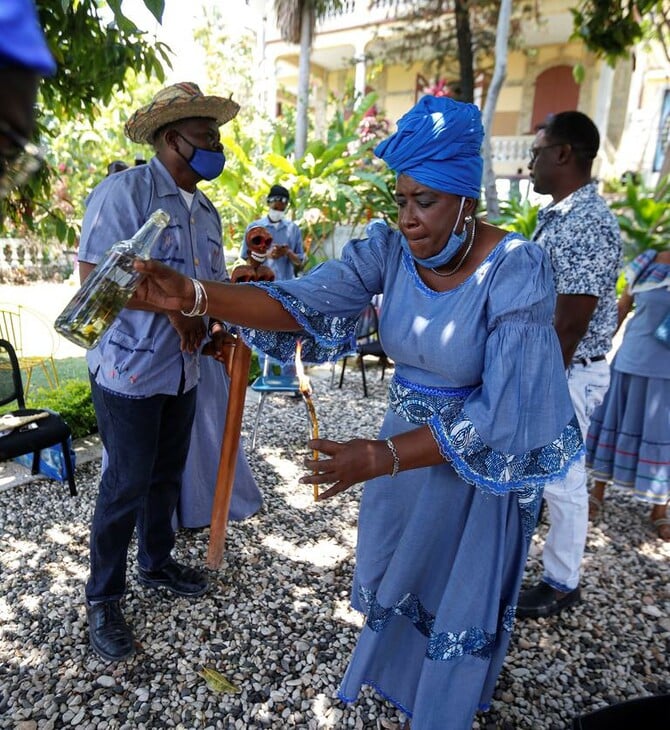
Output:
[338, 680, 414, 717]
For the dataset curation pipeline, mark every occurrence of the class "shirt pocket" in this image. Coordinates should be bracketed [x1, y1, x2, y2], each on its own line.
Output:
[198, 229, 224, 279]
[155, 221, 187, 267]
[100, 328, 156, 383]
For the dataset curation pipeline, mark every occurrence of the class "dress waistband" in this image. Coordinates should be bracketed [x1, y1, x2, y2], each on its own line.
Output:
[572, 354, 606, 367]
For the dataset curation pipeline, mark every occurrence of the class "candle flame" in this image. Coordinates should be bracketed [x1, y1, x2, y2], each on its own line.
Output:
[295, 339, 320, 500]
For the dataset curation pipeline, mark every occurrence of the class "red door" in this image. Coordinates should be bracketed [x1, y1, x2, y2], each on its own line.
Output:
[530, 65, 580, 132]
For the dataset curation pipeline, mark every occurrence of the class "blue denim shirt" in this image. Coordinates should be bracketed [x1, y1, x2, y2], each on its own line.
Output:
[78, 157, 226, 397]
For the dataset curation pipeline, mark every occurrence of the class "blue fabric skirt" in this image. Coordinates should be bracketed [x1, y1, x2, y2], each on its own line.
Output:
[586, 369, 670, 505]
[338, 410, 541, 730]
[175, 356, 262, 528]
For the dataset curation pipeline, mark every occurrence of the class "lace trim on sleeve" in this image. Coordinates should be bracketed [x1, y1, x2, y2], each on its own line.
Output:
[388, 374, 584, 496]
[235, 283, 358, 364]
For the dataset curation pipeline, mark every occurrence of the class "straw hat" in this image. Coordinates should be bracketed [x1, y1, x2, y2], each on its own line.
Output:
[124, 82, 240, 145]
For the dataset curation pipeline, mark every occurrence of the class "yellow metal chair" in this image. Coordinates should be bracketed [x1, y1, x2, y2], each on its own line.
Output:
[0, 304, 60, 395]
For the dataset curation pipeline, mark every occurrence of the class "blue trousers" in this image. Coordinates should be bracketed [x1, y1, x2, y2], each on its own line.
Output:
[86, 375, 197, 602]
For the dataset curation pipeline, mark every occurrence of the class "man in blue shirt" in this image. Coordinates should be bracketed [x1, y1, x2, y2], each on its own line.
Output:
[78, 82, 239, 661]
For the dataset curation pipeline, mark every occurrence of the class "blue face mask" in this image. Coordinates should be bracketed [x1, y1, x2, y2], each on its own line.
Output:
[401, 196, 467, 268]
[176, 132, 226, 180]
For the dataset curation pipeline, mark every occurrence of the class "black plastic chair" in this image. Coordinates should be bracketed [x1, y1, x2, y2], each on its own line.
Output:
[338, 302, 390, 397]
[0, 338, 76, 495]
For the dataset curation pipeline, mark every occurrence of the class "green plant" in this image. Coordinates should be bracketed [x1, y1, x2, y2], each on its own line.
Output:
[610, 175, 670, 262]
[209, 92, 397, 268]
[489, 196, 540, 238]
[27, 379, 97, 440]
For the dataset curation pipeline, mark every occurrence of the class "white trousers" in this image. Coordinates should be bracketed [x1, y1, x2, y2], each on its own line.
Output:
[542, 359, 610, 591]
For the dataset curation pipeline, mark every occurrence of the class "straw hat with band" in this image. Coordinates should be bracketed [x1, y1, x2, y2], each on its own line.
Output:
[125, 82, 240, 145]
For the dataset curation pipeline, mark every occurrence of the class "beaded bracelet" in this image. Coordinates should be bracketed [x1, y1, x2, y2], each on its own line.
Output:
[385, 437, 400, 478]
[180, 278, 208, 317]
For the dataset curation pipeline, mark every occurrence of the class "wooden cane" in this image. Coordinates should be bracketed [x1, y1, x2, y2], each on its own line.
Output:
[206, 335, 252, 569]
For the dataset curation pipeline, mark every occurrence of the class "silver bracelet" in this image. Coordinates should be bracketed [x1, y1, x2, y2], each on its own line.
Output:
[180, 278, 208, 317]
[385, 437, 400, 478]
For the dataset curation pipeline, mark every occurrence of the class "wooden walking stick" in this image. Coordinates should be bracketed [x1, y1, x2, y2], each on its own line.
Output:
[206, 334, 252, 569]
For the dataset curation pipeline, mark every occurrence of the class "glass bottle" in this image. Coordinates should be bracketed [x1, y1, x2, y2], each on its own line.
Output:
[54, 209, 170, 349]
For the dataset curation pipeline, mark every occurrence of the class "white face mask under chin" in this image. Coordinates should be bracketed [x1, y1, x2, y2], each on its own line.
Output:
[268, 209, 285, 223]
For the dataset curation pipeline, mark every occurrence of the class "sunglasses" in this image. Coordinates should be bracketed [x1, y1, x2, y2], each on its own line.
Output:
[249, 235, 273, 246]
[267, 195, 288, 204]
[0, 122, 44, 198]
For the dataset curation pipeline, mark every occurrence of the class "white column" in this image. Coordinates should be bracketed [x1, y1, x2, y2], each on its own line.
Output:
[593, 61, 614, 134]
[354, 39, 367, 104]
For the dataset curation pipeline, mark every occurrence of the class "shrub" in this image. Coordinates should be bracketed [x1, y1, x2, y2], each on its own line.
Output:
[19, 355, 265, 441]
[28, 379, 97, 440]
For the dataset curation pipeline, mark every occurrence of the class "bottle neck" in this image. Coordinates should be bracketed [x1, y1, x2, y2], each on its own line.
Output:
[125, 210, 169, 257]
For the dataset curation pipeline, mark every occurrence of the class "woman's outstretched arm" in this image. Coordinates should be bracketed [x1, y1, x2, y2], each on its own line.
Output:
[133, 259, 300, 331]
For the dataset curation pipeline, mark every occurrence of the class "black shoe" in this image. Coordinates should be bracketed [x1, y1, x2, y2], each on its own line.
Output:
[516, 581, 581, 619]
[137, 559, 208, 597]
[87, 600, 134, 661]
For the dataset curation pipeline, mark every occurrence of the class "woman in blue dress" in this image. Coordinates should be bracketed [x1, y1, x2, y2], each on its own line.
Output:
[586, 248, 670, 540]
[133, 96, 582, 730]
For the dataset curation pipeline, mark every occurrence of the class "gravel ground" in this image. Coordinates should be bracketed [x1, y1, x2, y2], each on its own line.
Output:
[1, 369, 669, 730]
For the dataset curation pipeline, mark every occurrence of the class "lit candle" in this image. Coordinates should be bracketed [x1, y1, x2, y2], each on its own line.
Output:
[294, 340, 320, 500]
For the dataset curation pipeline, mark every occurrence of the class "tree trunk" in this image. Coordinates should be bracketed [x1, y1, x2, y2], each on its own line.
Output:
[455, 0, 474, 102]
[295, 2, 314, 159]
[482, 0, 513, 219]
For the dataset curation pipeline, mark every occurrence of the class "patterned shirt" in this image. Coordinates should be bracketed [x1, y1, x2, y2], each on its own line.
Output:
[532, 181, 622, 361]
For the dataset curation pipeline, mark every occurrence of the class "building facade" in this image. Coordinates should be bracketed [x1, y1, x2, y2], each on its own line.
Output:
[241, 0, 668, 186]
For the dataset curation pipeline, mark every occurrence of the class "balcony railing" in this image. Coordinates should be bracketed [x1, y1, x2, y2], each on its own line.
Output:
[490, 135, 534, 176]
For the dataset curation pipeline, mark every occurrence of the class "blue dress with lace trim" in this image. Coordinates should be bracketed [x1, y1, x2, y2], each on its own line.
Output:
[238, 224, 582, 730]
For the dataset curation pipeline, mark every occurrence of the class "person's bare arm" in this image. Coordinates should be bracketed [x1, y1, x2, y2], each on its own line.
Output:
[554, 293, 598, 366]
[616, 289, 634, 331]
[78, 260, 179, 314]
[301, 425, 445, 500]
[133, 258, 301, 330]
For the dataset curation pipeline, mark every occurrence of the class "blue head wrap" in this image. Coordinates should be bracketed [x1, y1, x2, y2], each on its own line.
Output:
[374, 95, 484, 199]
[0, 0, 56, 76]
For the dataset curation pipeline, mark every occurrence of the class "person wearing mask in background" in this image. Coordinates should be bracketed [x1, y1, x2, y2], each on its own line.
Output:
[243, 184, 304, 281]
[0, 0, 56, 199]
[516, 111, 622, 619]
[78, 82, 239, 662]
[243, 185, 305, 379]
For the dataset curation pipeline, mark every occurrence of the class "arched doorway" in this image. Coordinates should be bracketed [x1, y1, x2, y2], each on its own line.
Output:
[530, 65, 580, 132]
